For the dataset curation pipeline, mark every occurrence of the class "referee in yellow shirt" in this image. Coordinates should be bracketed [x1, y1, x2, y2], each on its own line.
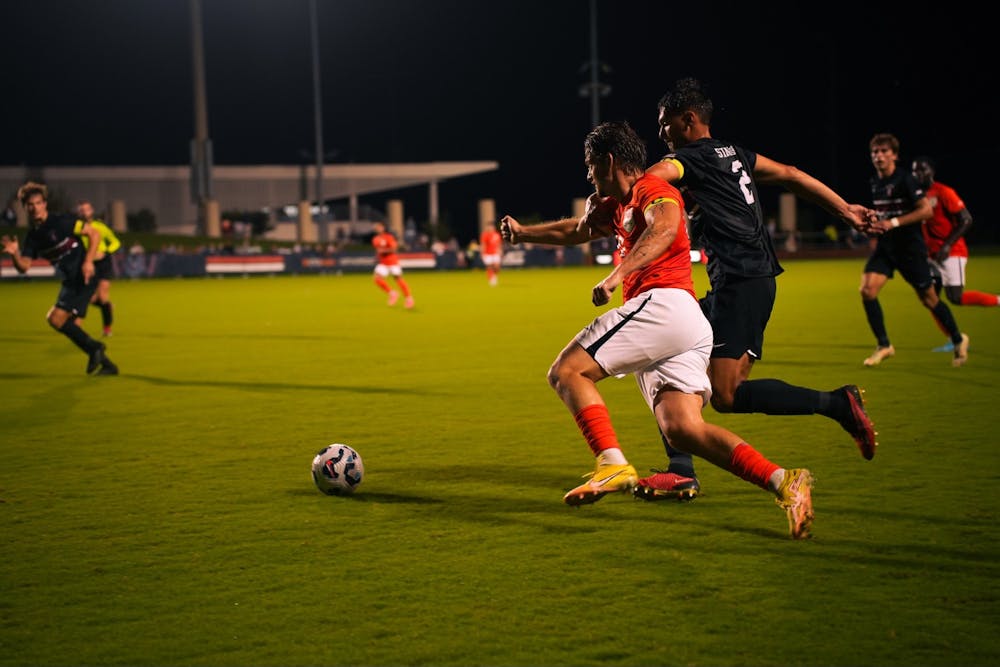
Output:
[75, 200, 121, 337]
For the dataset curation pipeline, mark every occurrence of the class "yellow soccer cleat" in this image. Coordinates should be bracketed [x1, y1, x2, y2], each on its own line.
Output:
[563, 460, 638, 506]
[775, 468, 815, 540]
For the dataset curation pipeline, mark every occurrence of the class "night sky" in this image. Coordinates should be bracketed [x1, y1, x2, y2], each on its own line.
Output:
[4, 0, 992, 243]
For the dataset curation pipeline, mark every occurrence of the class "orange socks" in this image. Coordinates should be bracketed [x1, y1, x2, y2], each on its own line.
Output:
[729, 443, 781, 490]
[961, 291, 1000, 306]
[396, 278, 412, 297]
[573, 404, 620, 457]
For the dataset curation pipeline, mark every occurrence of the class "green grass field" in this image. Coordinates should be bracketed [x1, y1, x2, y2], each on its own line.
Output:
[2, 259, 998, 666]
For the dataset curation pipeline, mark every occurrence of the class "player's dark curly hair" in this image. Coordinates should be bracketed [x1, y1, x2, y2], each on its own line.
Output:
[17, 181, 48, 205]
[584, 121, 647, 175]
[657, 77, 714, 123]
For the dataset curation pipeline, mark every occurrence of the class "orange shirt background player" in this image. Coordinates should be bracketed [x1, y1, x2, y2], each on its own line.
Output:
[370, 222, 413, 308]
[480, 225, 503, 286]
[480, 227, 502, 255]
[922, 181, 968, 258]
[372, 230, 400, 265]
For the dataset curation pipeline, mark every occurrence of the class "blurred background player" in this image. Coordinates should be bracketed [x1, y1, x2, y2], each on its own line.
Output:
[583, 77, 876, 501]
[501, 120, 814, 539]
[861, 135, 968, 367]
[911, 156, 998, 352]
[75, 199, 122, 336]
[480, 220, 503, 286]
[371, 221, 413, 309]
[1, 182, 118, 375]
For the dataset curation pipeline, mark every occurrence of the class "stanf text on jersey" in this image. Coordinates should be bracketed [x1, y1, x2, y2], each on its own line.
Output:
[715, 146, 737, 158]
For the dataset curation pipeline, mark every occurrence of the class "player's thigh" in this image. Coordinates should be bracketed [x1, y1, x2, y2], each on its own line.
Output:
[575, 288, 711, 378]
[706, 277, 774, 361]
[939, 256, 966, 287]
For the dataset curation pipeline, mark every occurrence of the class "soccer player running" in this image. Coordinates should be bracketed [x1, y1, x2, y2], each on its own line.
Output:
[861, 135, 969, 367]
[1, 182, 119, 375]
[583, 78, 877, 501]
[371, 221, 414, 309]
[75, 199, 122, 337]
[479, 220, 503, 286]
[911, 156, 997, 351]
[501, 120, 814, 539]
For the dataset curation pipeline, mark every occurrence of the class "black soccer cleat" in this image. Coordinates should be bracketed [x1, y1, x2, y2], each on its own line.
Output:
[86, 343, 107, 375]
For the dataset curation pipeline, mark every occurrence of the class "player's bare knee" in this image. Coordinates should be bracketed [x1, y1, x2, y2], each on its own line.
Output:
[546, 363, 564, 392]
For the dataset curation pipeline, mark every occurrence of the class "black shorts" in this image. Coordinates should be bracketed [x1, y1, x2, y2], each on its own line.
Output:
[93, 255, 116, 281]
[864, 236, 935, 290]
[55, 271, 99, 317]
[700, 275, 776, 361]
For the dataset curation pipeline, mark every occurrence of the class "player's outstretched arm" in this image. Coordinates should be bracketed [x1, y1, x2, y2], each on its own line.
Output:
[499, 215, 594, 247]
[753, 154, 876, 233]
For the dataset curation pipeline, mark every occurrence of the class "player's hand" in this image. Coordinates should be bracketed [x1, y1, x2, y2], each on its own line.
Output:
[499, 215, 521, 245]
[592, 274, 620, 307]
[935, 246, 950, 264]
[1, 234, 17, 255]
[845, 204, 878, 234]
[82, 259, 95, 284]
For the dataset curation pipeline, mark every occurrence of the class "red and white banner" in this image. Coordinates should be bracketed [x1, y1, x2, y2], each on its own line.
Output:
[1, 258, 56, 278]
[205, 255, 286, 274]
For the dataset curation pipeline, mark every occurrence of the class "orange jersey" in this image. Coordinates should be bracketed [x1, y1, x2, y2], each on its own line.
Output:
[922, 181, 968, 258]
[480, 228, 502, 254]
[613, 174, 694, 301]
[372, 232, 400, 265]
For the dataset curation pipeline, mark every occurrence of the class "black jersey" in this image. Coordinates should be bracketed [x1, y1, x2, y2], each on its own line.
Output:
[869, 168, 927, 254]
[662, 138, 783, 288]
[21, 213, 85, 276]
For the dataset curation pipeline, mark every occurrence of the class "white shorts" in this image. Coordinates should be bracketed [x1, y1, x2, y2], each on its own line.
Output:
[482, 253, 501, 267]
[374, 263, 403, 277]
[573, 287, 713, 409]
[931, 255, 967, 288]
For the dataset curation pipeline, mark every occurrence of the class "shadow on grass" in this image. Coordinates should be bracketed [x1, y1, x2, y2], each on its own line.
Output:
[119, 373, 429, 395]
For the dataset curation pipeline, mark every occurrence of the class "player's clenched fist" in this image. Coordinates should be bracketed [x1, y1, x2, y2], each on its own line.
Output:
[499, 215, 522, 245]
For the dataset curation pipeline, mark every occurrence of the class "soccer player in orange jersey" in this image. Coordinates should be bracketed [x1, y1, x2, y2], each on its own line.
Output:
[371, 221, 413, 309]
[912, 156, 997, 351]
[500, 121, 814, 539]
[479, 221, 503, 286]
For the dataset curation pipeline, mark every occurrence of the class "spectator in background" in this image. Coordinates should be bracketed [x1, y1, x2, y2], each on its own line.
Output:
[861, 135, 968, 367]
[480, 221, 503, 286]
[371, 222, 414, 309]
[75, 199, 121, 337]
[911, 156, 997, 352]
[1, 182, 118, 375]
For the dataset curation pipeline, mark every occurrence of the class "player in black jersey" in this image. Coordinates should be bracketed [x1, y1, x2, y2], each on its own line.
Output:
[582, 78, 878, 500]
[1, 181, 119, 375]
[861, 134, 968, 367]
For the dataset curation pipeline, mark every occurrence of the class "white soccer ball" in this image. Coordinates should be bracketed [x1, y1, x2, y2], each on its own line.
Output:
[311, 444, 364, 496]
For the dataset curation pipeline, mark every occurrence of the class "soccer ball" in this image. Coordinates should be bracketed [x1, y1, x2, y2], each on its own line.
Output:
[311, 444, 364, 496]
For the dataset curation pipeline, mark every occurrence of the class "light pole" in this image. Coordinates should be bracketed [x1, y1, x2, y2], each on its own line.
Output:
[190, 0, 214, 235]
[578, 0, 611, 128]
[308, 0, 327, 242]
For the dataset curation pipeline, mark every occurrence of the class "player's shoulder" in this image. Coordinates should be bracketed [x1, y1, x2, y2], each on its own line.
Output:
[635, 173, 682, 208]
